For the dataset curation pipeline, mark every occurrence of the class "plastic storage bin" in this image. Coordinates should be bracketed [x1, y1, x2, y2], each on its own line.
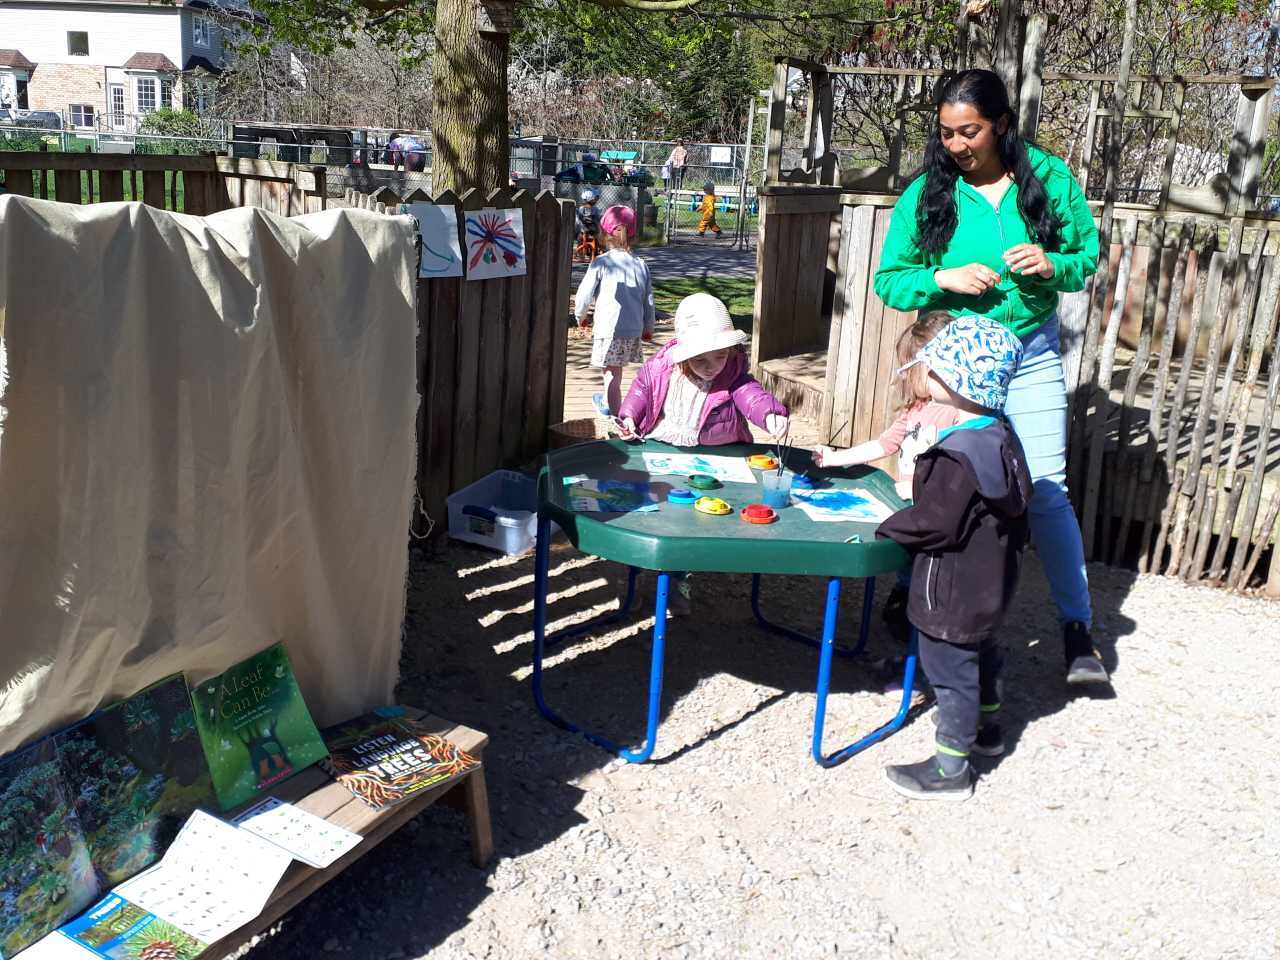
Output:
[447, 469, 540, 555]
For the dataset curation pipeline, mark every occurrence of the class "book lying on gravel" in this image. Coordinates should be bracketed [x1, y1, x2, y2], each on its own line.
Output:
[320, 710, 479, 811]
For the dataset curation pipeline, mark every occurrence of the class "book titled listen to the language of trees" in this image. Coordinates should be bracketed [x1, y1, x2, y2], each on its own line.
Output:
[320, 711, 479, 811]
[190, 644, 328, 812]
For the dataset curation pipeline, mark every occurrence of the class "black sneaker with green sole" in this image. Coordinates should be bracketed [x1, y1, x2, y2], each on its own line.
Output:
[884, 758, 973, 802]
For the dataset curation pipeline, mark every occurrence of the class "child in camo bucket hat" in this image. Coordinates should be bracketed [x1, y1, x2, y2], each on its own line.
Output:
[897, 315, 1023, 412]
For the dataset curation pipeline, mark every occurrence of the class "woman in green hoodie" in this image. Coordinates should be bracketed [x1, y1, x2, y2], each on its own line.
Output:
[874, 69, 1108, 686]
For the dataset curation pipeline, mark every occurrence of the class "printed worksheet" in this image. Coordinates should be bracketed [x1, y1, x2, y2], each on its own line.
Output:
[640, 452, 756, 484]
[115, 810, 293, 944]
[233, 797, 363, 869]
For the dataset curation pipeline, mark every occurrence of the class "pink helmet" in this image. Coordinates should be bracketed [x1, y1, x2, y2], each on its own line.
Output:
[600, 205, 636, 240]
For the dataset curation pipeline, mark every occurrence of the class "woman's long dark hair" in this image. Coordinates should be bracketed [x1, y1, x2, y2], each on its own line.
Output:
[917, 69, 1062, 256]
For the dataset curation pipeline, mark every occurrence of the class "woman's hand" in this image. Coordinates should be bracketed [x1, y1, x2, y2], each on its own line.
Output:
[641, 330, 654, 342]
[812, 444, 836, 467]
[1003, 243, 1055, 278]
[933, 263, 1000, 296]
[764, 413, 789, 439]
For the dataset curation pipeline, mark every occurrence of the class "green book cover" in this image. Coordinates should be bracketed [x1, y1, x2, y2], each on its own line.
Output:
[190, 644, 329, 811]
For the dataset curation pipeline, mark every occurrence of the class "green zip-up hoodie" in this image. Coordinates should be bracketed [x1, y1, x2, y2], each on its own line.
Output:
[873, 144, 1099, 339]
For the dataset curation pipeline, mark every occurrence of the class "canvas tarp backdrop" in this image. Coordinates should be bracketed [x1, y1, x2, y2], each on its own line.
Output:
[0, 197, 419, 756]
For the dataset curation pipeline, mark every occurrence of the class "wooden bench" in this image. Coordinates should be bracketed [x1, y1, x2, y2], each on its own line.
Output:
[200, 707, 492, 959]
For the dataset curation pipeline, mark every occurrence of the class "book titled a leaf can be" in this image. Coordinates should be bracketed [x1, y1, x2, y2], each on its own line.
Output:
[321, 712, 479, 811]
[190, 644, 328, 811]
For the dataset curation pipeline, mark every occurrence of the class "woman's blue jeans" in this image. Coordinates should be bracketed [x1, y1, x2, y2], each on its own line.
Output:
[1005, 317, 1092, 627]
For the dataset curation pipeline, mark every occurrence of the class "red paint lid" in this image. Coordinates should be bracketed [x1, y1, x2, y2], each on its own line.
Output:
[740, 503, 778, 524]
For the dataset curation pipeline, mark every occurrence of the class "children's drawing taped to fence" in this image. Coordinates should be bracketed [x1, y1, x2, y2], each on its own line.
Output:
[404, 202, 464, 278]
[0, 197, 419, 755]
[464, 207, 527, 280]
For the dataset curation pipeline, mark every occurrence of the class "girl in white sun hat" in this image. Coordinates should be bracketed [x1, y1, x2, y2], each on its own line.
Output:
[616, 293, 788, 446]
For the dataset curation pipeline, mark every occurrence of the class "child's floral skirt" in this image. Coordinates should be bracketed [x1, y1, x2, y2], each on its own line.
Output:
[591, 336, 644, 368]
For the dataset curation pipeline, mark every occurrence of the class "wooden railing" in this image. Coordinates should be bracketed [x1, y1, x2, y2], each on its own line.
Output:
[0, 152, 327, 215]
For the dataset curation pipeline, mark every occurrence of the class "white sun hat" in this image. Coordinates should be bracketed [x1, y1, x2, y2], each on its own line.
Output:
[669, 293, 749, 363]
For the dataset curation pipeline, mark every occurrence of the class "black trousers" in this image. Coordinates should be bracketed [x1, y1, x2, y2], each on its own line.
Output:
[918, 631, 1004, 757]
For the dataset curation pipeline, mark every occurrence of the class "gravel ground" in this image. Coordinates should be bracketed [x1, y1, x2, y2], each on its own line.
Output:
[238, 539, 1279, 960]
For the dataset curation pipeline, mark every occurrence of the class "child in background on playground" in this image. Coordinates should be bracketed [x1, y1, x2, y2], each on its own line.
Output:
[876, 316, 1032, 802]
[697, 182, 722, 238]
[813, 310, 961, 642]
[617, 292, 789, 612]
[575, 205, 655, 418]
[576, 188, 600, 241]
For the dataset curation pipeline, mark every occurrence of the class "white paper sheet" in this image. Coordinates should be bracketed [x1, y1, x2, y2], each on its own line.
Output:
[116, 810, 293, 944]
[233, 797, 363, 869]
[640, 452, 756, 484]
[13, 933, 97, 959]
[403, 203, 464, 278]
[790, 487, 896, 523]
[464, 207, 527, 280]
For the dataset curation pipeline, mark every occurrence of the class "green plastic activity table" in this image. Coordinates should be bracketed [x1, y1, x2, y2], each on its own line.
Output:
[531, 440, 920, 765]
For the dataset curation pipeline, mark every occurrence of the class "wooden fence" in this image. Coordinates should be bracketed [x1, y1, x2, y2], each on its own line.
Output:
[805, 196, 1280, 595]
[0, 152, 327, 215]
[345, 186, 575, 536]
[0, 153, 572, 541]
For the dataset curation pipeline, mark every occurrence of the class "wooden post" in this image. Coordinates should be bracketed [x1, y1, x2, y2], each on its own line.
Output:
[1157, 82, 1185, 210]
[765, 59, 789, 184]
[822, 204, 876, 447]
[1082, 216, 1138, 558]
[994, 0, 1023, 104]
[1238, 82, 1275, 214]
[1017, 13, 1048, 139]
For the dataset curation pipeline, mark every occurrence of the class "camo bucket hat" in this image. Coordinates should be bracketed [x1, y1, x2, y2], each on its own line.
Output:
[898, 315, 1023, 412]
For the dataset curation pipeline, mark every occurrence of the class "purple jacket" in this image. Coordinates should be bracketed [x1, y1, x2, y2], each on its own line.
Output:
[617, 342, 787, 446]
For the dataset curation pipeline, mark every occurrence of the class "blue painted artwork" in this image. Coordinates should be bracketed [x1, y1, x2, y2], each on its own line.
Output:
[791, 488, 895, 523]
[567, 480, 660, 514]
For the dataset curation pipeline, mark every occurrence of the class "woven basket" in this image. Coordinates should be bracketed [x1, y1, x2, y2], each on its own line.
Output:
[548, 417, 615, 449]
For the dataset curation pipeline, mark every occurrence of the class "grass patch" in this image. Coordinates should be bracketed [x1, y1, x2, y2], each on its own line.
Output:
[652, 276, 756, 334]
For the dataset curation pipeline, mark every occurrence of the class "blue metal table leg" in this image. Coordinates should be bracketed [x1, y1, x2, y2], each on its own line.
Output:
[543, 564, 639, 650]
[531, 522, 669, 763]
[813, 626, 919, 767]
[751, 573, 873, 659]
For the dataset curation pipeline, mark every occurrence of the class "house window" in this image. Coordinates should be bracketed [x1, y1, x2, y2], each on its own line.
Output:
[68, 104, 95, 128]
[67, 31, 89, 56]
[192, 14, 210, 47]
[16, 77, 28, 109]
[192, 82, 213, 114]
[136, 77, 157, 114]
[160, 77, 174, 110]
[109, 84, 125, 126]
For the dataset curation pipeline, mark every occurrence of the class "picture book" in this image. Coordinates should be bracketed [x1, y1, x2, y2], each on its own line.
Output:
[0, 677, 213, 959]
[320, 712, 479, 811]
[29, 893, 207, 960]
[190, 644, 329, 811]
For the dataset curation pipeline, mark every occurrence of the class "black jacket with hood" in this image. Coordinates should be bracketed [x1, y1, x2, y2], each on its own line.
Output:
[876, 418, 1033, 644]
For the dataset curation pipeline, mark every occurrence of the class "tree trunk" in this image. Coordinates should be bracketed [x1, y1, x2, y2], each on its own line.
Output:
[432, 0, 510, 193]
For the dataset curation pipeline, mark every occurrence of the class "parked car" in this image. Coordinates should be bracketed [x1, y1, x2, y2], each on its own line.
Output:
[0, 108, 64, 131]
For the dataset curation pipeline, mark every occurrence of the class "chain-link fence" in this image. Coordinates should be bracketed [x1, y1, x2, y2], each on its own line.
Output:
[0, 124, 764, 246]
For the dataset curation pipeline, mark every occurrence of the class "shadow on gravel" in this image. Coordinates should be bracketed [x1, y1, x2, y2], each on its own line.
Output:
[239, 539, 1140, 958]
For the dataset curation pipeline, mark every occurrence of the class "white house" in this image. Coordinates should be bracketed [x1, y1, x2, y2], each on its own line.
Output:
[0, 0, 233, 132]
